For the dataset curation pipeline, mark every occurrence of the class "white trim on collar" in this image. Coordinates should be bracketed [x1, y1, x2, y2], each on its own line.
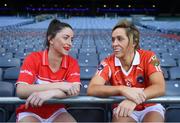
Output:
[115, 51, 140, 66]
[114, 51, 140, 76]
[132, 51, 140, 65]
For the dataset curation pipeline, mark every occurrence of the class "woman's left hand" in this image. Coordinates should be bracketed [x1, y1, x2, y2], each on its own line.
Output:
[113, 99, 137, 119]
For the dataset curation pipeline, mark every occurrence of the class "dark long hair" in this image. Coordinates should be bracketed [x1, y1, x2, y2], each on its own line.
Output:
[44, 19, 73, 49]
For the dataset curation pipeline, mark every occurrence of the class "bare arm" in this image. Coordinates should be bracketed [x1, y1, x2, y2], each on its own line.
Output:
[16, 82, 80, 99]
[87, 75, 128, 97]
[22, 84, 80, 108]
[143, 72, 165, 100]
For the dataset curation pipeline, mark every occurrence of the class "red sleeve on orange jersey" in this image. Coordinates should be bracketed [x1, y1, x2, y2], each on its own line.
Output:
[17, 53, 37, 84]
[147, 52, 162, 76]
[96, 60, 111, 81]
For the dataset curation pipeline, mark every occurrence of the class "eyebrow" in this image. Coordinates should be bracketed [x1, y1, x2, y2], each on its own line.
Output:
[63, 34, 70, 37]
[112, 35, 123, 38]
[63, 34, 74, 39]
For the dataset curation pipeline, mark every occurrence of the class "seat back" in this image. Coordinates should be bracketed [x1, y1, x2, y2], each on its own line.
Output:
[165, 105, 180, 122]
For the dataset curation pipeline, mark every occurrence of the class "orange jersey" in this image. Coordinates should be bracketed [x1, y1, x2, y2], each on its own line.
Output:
[16, 50, 80, 118]
[96, 49, 162, 110]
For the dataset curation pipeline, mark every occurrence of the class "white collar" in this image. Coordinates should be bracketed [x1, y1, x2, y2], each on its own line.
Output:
[115, 51, 140, 66]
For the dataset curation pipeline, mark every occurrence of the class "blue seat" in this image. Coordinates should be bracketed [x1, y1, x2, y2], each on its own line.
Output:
[161, 68, 169, 79]
[161, 53, 179, 60]
[0, 68, 2, 81]
[69, 52, 78, 59]
[165, 105, 180, 122]
[3, 67, 20, 83]
[99, 52, 111, 62]
[78, 54, 98, 67]
[169, 67, 180, 80]
[0, 81, 15, 122]
[0, 47, 5, 54]
[80, 80, 89, 95]
[0, 52, 13, 58]
[0, 57, 21, 68]
[80, 67, 96, 80]
[79, 48, 96, 53]
[165, 81, 180, 96]
[67, 106, 107, 122]
[14, 52, 29, 61]
[160, 58, 176, 68]
[0, 108, 6, 122]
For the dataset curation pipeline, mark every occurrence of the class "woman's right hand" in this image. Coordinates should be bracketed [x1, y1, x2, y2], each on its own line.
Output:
[58, 82, 73, 92]
[66, 83, 80, 96]
[57, 82, 80, 96]
[121, 86, 146, 104]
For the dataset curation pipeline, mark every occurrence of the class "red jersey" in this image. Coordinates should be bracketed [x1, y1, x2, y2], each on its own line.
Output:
[16, 50, 80, 118]
[96, 49, 162, 110]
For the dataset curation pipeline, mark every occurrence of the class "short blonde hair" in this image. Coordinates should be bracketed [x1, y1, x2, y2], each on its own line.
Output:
[112, 19, 140, 50]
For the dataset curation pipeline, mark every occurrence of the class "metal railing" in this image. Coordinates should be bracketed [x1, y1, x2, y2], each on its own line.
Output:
[0, 96, 180, 105]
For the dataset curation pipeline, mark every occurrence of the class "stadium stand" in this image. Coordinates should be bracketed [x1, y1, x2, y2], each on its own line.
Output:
[166, 81, 180, 96]
[0, 16, 180, 122]
[169, 67, 180, 80]
[3, 67, 20, 83]
[0, 68, 2, 81]
[67, 106, 107, 122]
[0, 81, 15, 122]
[165, 105, 180, 122]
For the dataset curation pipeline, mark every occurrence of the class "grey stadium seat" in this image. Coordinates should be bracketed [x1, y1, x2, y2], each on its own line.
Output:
[0, 81, 15, 122]
[67, 106, 107, 122]
[80, 67, 96, 80]
[169, 67, 180, 80]
[80, 80, 90, 95]
[0, 57, 21, 68]
[78, 54, 98, 67]
[3, 67, 20, 83]
[165, 105, 180, 122]
[165, 81, 180, 96]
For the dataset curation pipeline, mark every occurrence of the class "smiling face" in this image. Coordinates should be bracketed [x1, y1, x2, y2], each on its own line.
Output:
[112, 27, 135, 59]
[49, 27, 74, 56]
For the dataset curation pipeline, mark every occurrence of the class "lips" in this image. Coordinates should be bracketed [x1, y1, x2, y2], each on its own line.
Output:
[114, 48, 122, 52]
[63, 46, 70, 51]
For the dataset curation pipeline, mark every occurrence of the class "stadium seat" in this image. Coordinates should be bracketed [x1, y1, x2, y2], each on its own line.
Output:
[0, 81, 15, 122]
[161, 53, 179, 60]
[161, 68, 169, 79]
[160, 58, 177, 67]
[99, 52, 111, 61]
[14, 52, 29, 61]
[0, 47, 5, 54]
[78, 54, 98, 67]
[165, 81, 180, 96]
[67, 106, 107, 122]
[165, 105, 180, 122]
[152, 48, 168, 54]
[80, 80, 89, 95]
[97, 47, 113, 54]
[0, 68, 2, 80]
[79, 48, 97, 53]
[0, 52, 13, 58]
[178, 59, 180, 66]
[80, 66, 96, 80]
[7, 112, 16, 122]
[0, 108, 6, 122]
[169, 67, 180, 80]
[0, 57, 21, 68]
[69, 52, 78, 59]
[3, 67, 20, 83]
